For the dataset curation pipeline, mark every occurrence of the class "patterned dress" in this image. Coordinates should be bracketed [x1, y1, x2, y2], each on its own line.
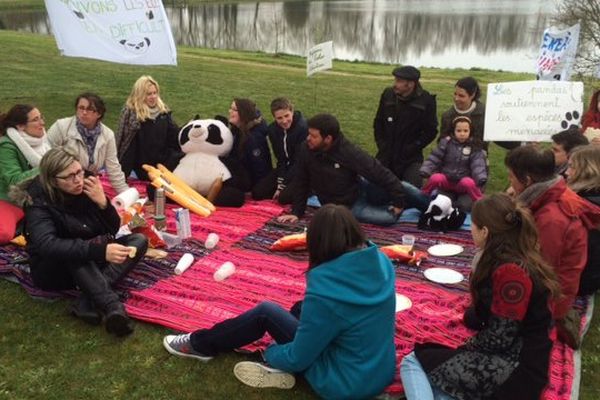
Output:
[414, 263, 553, 400]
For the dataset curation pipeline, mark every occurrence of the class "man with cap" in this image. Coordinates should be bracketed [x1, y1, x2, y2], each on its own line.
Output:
[373, 65, 438, 188]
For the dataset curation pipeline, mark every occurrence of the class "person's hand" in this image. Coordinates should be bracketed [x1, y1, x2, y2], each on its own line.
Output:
[277, 214, 299, 223]
[83, 175, 107, 209]
[105, 243, 131, 264]
[506, 186, 516, 198]
[272, 189, 281, 200]
[391, 206, 403, 217]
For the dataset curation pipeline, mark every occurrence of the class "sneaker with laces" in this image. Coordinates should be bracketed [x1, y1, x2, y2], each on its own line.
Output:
[162, 334, 213, 362]
[233, 361, 295, 389]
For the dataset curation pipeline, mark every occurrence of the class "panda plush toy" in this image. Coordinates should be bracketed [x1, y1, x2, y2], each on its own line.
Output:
[173, 118, 233, 196]
[418, 193, 467, 232]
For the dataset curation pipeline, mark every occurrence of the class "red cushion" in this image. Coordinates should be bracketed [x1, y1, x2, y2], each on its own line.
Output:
[0, 200, 24, 244]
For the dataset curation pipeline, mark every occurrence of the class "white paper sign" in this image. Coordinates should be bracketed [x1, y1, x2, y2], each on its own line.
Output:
[44, 0, 177, 66]
[484, 81, 584, 142]
[307, 41, 333, 77]
[535, 23, 580, 81]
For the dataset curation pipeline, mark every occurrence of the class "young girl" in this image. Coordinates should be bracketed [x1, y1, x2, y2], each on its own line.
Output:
[163, 204, 396, 399]
[401, 193, 559, 400]
[420, 116, 487, 204]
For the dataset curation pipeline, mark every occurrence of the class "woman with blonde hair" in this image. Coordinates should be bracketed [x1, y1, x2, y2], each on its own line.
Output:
[116, 75, 182, 181]
[566, 144, 600, 295]
[401, 193, 559, 400]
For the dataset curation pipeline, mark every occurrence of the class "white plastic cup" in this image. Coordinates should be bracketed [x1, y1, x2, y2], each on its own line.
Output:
[213, 261, 236, 281]
[402, 234, 416, 247]
[174, 253, 194, 275]
[205, 233, 220, 249]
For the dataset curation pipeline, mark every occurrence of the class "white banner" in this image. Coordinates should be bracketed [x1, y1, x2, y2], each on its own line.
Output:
[535, 23, 580, 81]
[44, 0, 177, 66]
[307, 41, 333, 77]
[484, 81, 584, 142]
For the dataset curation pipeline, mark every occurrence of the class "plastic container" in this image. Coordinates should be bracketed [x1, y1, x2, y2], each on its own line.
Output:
[205, 233, 219, 249]
[213, 261, 235, 281]
[174, 253, 194, 275]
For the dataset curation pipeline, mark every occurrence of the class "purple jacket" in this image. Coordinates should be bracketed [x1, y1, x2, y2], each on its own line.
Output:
[420, 137, 487, 186]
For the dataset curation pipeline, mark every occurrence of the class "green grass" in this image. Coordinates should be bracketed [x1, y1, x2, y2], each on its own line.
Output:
[1, 29, 600, 399]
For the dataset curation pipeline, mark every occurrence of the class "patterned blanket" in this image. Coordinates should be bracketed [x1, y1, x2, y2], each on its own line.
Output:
[0, 180, 587, 398]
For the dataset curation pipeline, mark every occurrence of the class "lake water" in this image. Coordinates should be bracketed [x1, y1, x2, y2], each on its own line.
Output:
[0, 0, 555, 72]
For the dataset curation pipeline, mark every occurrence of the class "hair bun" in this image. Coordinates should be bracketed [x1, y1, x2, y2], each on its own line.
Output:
[505, 210, 522, 226]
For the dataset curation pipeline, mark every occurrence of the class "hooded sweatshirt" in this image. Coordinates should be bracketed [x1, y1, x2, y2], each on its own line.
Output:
[265, 242, 396, 400]
[519, 177, 600, 318]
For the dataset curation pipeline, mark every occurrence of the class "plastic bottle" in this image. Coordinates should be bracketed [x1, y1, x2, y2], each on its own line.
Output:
[154, 188, 166, 231]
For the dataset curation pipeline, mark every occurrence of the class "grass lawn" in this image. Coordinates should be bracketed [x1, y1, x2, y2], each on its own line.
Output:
[1, 29, 599, 399]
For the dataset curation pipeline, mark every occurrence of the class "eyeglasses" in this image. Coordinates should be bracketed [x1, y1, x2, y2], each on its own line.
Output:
[56, 169, 85, 182]
[77, 105, 98, 113]
[27, 115, 44, 123]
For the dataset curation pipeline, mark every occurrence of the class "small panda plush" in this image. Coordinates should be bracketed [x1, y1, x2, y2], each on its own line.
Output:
[418, 193, 466, 232]
[173, 118, 233, 195]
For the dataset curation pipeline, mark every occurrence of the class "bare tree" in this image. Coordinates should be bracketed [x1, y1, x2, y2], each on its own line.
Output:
[554, 0, 600, 76]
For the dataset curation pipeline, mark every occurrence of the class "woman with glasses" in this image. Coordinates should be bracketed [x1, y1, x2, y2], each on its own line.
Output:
[0, 104, 50, 201]
[47, 92, 129, 193]
[115, 75, 183, 182]
[13, 147, 147, 336]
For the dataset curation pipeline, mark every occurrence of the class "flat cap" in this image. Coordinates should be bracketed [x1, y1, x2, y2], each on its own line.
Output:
[392, 66, 420, 81]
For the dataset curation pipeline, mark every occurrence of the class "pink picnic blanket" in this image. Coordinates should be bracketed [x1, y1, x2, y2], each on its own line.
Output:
[0, 179, 583, 398]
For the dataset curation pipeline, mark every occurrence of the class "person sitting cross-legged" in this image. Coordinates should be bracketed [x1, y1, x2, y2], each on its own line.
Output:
[163, 204, 397, 399]
[277, 113, 428, 226]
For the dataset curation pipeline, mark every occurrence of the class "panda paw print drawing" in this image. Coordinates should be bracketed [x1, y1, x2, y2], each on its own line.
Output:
[561, 110, 580, 130]
[119, 37, 151, 54]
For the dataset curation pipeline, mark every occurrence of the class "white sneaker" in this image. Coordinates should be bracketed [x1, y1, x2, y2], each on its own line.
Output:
[233, 361, 295, 389]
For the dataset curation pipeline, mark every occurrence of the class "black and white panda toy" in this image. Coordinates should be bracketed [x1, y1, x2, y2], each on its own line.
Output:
[173, 118, 233, 195]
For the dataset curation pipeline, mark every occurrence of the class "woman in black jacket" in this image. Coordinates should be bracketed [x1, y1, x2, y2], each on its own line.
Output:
[20, 148, 147, 336]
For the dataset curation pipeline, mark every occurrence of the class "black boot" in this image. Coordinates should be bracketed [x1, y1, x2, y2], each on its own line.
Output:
[70, 263, 134, 337]
[102, 233, 148, 286]
[105, 302, 134, 337]
[70, 294, 101, 325]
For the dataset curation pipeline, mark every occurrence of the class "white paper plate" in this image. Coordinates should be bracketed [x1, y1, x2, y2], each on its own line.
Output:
[423, 267, 464, 284]
[395, 293, 412, 312]
[427, 243, 464, 257]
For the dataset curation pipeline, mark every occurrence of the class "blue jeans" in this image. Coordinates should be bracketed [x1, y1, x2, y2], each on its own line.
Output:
[400, 352, 456, 400]
[351, 179, 429, 226]
[190, 301, 299, 356]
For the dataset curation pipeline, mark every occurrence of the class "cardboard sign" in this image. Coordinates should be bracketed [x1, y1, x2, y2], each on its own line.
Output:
[307, 41, 333, 77]
[484, 81, 584, 142]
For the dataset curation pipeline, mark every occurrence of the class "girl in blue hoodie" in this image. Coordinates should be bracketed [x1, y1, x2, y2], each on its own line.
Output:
[163, 204, 397, 399]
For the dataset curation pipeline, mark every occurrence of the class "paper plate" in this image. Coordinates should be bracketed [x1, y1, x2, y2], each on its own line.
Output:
[427, 243, 464, 257]
[395, 293, 412, 312]
[423, 267, 464, 284]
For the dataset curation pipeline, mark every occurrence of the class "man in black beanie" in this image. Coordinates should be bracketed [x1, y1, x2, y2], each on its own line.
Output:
[373, 65, 438, 188]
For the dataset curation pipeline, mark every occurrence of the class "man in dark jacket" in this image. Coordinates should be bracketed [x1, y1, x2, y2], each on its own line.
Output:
[373, 65, 438, 188]
[278, 114, 428, 226]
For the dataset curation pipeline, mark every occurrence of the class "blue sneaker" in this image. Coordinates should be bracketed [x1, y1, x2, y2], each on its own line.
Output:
[162, 334, 213, 362]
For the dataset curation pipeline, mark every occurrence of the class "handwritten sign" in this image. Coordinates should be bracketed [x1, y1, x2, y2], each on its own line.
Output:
[536, 23, 580, 81]
[307, 41, 333, 77]
[484, 81, 584, 142]
[44, 0, 177, 65]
